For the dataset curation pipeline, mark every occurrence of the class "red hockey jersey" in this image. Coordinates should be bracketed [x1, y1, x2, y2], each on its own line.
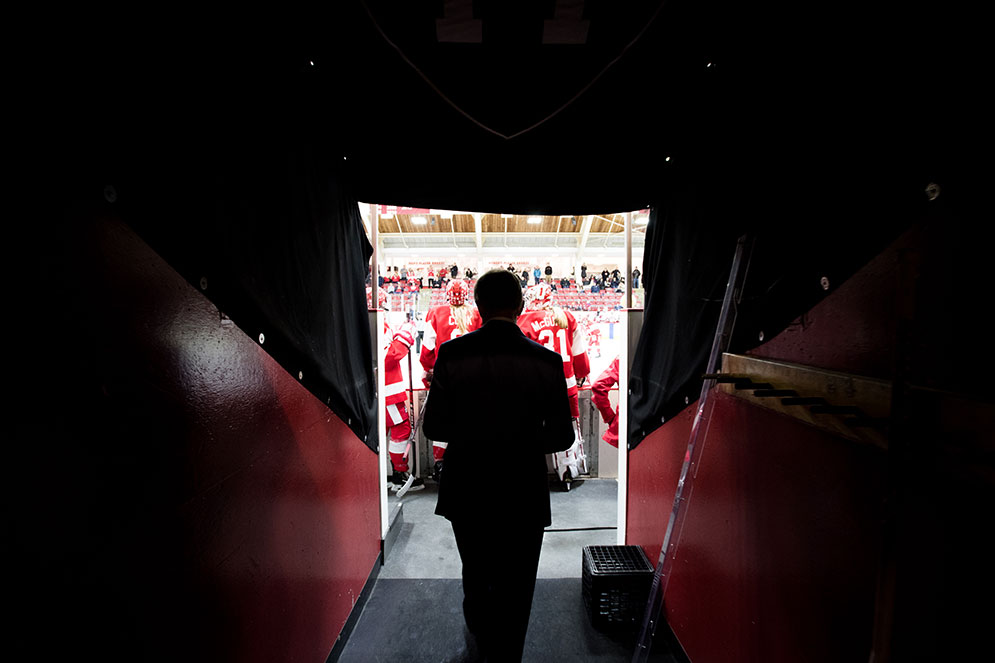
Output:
[591, 357, 620, 447]
[419, 304, 482, 376]
[517, 308, 590, 417]
[587, 327, 601, 345]
[384, 320, 415, 406]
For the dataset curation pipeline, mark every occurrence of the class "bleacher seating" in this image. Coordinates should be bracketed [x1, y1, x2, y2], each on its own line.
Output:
[410, 279, 640, 312]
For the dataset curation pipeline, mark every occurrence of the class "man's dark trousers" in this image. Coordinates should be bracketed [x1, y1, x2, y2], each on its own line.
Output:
[452, 521, 544, 661]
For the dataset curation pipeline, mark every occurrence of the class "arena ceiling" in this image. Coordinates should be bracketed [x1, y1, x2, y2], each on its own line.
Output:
[359, 208, 648, 254]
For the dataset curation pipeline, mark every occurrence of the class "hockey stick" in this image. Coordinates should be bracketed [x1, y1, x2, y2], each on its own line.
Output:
[396, 347, 417, 499]
[396, 471, 415, 498]
[407, 349, 417, 446]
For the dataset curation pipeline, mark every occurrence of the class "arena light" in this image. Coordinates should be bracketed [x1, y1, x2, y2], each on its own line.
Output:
[411, 216, 428, 225]
[527, 216, 542, 224]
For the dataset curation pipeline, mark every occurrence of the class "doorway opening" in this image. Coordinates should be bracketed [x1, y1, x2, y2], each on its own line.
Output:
[361, 205, 646, 554]
[339, 204, 653, 660]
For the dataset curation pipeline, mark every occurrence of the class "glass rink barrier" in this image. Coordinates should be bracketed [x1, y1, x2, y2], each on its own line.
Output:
[410, 386, 618, 483]
[385, 309, 624, 483]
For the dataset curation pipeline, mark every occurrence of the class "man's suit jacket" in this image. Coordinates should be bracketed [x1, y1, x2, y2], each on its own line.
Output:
[422, 318, 575, 528]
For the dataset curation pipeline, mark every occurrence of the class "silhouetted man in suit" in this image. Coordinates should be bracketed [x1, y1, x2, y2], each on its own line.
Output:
[423, 269, 574, 662]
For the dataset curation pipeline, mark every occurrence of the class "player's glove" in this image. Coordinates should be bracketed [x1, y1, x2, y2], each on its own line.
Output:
[393, 323, 416, 348]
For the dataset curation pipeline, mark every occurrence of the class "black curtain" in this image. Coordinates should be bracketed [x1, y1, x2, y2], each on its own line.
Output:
[629, 171, 739, 444]
[119, 142, 377, 449]
[629, 150, 926, 448]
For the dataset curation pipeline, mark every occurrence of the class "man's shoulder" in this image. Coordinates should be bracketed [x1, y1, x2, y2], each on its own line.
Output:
[441, 322, 554, 357]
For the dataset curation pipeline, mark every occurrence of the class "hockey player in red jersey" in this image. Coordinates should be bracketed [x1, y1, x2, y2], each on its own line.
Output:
[517, 282, 591, 488]
[587, 324, 602, 358]
[420, 279, 482, 478]
[370, 286, 424, 492]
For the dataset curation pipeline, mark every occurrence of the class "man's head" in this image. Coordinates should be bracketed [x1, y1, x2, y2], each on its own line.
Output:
[474, 269, 524, 321]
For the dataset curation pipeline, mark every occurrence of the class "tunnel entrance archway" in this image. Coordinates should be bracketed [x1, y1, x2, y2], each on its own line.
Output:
[361, 203, 645, 550]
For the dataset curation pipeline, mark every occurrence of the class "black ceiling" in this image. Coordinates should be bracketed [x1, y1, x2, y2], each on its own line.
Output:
[41, 1, 977, 216]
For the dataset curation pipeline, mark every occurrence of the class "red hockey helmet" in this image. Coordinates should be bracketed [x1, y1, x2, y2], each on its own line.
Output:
[524, 283, 552, 311]
[446, 279, 469, 306]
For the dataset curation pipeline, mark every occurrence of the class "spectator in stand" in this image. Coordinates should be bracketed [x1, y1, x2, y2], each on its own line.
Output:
[544, 262, 553, 284]
[415, 312, 425, 353]
[378, 268, 384, 288]
[428, 268, 436, 289]
[591, 278, 600, 294]
[591, 357, 620, 448]
[520, 269, 529, 287]
[611, 274, 621, 291]
[533, 265, 541, 285]
[580, 264, 587, 280]
[406, 275, 420, 314]
[400, 265, 407, 280]
[632, 267, 641, 289]
[601, 268, 610, 284]
[560, 276, 570, 290]
[507, 263, 516, 272]
[465, 267, 474, 280]
[450, 264, 459, 279]
[438, 267, 448, 288]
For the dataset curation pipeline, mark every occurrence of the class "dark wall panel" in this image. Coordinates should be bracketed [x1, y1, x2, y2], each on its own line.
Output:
[7, 206, 380, 661]
[746, 228, 908, 378]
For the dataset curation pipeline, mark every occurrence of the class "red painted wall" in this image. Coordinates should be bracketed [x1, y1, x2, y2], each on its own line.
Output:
[661, 393, 884, 662]
[8, 206, 380, 661]
[626, 406, 693, 563]
[626, 233, 905, 662]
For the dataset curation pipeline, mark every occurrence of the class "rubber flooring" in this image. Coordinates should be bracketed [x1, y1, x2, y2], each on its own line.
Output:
[336, 479, 677, 662]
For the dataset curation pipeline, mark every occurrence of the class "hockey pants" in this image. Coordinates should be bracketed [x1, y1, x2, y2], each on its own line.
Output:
[386, 402, 412, 473]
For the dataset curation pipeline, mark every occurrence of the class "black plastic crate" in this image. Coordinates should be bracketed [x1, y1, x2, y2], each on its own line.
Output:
[582, 545, 654, 631]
